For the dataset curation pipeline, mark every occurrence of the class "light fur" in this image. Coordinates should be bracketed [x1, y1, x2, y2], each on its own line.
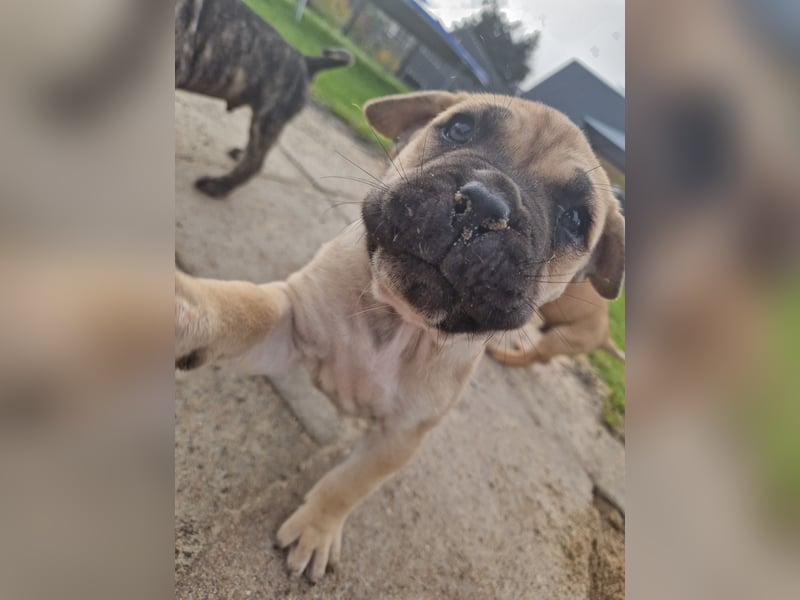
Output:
[175, 91, 625, 581]
[487, 281, 625, 366]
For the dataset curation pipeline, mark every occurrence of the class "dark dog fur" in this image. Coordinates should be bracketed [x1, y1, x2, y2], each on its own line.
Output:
[175, 0, 352, 197]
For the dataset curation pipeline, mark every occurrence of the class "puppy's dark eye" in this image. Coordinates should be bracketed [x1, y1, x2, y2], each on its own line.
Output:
[558, 206, 590, 244]
[442, 114, 475, 144]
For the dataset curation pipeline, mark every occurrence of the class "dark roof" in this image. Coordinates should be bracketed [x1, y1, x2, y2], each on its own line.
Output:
[371, 0, 489, 85]
[523, 60, 624, 130]
[523, 60, 625, 171]
[451, 28, 514, 94]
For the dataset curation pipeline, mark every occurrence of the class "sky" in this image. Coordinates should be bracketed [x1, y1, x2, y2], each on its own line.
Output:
[424, 0, 625, 92]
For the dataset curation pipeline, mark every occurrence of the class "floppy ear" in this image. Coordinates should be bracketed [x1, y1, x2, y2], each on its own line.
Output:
[587, 205, 625, 299]
[364, 91, 467, 140]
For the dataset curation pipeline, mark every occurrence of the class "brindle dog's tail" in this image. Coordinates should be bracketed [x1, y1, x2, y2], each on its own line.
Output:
[304, 48, 353, 78]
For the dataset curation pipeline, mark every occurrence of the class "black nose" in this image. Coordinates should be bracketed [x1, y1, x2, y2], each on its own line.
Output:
[457, 181, 510, 224]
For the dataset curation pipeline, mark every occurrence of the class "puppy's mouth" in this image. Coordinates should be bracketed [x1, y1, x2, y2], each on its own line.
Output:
[362, 162, 547, 334]
[370, 249, 532, 333]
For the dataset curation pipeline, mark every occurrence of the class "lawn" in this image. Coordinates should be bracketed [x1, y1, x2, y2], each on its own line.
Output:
[745, 282, 800, 525]
[589, 291, 626, 433]
[245, 0, 409, 143]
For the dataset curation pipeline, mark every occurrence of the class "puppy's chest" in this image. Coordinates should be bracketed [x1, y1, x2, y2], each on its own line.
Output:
[306, 323, 422, 419]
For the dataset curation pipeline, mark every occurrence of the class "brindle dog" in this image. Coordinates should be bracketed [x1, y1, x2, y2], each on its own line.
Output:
[175, 0, 352, 197]
[175, 91, 625, 581]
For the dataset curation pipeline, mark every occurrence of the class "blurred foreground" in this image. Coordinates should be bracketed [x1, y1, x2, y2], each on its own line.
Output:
[628, 0, 800, 597]
[0, 1, 173, 599]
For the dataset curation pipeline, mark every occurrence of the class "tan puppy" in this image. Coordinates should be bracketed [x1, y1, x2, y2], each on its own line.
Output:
[175, 92, 625, 581]
[487, 281, 625, 366]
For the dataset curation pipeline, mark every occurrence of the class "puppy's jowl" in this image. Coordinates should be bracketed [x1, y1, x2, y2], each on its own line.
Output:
[175, 92, 625, 581]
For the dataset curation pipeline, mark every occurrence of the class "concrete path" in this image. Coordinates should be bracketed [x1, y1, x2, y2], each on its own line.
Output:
[175, 91, 624, 599]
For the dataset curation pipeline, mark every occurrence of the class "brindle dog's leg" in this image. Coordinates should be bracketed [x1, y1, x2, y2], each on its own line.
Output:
[277, 420, 435, 581]
[175, 270, 295, 371]
[195, 107, 287, 198]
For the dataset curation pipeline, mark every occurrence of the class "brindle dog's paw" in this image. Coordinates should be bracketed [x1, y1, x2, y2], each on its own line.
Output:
[277, 502, 344, 582]
[195, 176, 232, 198]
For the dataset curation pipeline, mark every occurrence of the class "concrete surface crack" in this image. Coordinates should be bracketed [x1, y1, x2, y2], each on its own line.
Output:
[278, 144, 332, 195]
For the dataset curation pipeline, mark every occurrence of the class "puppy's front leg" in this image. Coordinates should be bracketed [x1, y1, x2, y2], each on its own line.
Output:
[175, 270, 295, 372]
[278, 420, 433, 581]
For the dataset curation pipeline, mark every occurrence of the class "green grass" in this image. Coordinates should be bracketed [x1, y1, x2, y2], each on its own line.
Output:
[588, 290, 625, 433]
[245, 0, 409, 143]
[744, 282, 800, 526]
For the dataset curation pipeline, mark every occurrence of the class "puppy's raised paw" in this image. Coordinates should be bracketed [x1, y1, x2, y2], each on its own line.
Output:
[277, 503, 344, 582]
[175, 272, 215, 370]
[175, 348, 205, 372]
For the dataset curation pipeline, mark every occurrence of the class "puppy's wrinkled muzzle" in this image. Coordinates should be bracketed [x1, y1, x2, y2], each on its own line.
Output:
[362, 160, 545, 334]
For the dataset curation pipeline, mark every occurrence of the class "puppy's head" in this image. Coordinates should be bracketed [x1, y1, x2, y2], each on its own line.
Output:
[362, 91, 624, 334]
